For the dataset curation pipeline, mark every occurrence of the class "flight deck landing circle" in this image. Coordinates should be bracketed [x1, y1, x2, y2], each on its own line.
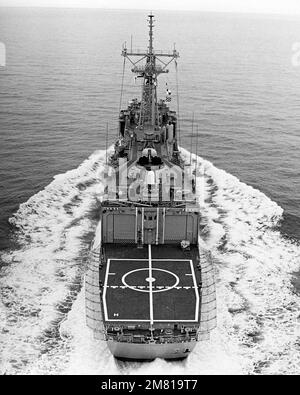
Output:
[121, 268, 179, 293]
[146, 277, 156, 283]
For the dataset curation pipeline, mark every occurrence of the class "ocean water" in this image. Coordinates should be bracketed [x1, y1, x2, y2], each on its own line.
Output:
[0, 7, 299, 375]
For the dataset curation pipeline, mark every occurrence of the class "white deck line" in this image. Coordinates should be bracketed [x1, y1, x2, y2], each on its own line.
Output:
[107, 319, 197, 322]
[141, 208, 144, 244]
[135, 207, 138, 244]
[155, 207, 159, 244]
[189, 259, 200, 321]
[106, 319, 150, 322]
[162, 208, 165, 244]
[103, 258, 111, 321]
[110, 259, 148, 261]
[109, 258, 189, 262]
[148, 244, 154, 326]
[152, 259, 189, 261]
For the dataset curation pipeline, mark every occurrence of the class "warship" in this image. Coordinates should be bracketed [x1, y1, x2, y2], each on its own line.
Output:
[85, 14, 216, 360]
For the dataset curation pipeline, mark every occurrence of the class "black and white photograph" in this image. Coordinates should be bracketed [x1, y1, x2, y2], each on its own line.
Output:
[0, 0, 299, 377]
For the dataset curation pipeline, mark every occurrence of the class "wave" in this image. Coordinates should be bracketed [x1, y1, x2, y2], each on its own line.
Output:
[0, 149, 107, 374]
[0, 148, 299, 375]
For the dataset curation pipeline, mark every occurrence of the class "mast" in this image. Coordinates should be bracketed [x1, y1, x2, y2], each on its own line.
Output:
[148, 13, 154, 55]
[147, 13, 155, 126]
[121, 14, 179, 130]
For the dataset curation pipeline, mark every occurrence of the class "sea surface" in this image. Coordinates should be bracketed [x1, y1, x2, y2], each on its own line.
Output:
[0, 7, 299, 375]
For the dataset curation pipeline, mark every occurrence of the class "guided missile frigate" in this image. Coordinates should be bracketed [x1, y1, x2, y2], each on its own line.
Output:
[85, 14, 216, 360]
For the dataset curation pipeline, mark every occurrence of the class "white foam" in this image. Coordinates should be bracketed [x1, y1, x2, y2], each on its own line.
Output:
[0, 149, 108, 374]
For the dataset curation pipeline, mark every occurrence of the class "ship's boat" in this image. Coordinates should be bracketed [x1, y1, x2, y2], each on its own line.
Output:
[85, 14, 216, 361]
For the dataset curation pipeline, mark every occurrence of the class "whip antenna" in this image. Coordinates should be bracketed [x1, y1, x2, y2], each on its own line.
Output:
[105, 123, 109, 165]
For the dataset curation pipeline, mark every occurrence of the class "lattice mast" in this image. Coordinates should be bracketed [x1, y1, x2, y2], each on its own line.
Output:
[121, 14, 179, 128]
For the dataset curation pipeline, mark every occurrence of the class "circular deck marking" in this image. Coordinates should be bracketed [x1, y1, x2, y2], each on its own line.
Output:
[122, 268, 179, 293]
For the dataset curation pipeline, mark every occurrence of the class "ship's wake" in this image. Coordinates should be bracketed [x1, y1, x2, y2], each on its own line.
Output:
[0, 148, 299, 375]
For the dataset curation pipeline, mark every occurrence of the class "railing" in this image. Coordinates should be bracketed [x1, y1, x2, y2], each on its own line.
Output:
[106, 333, 197, 344]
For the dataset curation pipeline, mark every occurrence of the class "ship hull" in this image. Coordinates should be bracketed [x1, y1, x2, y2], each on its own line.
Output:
[107, 339, 197, 361]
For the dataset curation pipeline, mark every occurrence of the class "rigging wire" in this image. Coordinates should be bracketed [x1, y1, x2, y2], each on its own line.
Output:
[195, 124, 199, 191]
[105, 122, 109, 165]
[175, 59, 181, 147]
[118, 56, 126, 135]
[190, 112, 194, 168]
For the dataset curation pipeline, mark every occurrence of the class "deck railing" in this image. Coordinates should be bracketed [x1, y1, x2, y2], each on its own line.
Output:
[106, 333, 197, 344]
